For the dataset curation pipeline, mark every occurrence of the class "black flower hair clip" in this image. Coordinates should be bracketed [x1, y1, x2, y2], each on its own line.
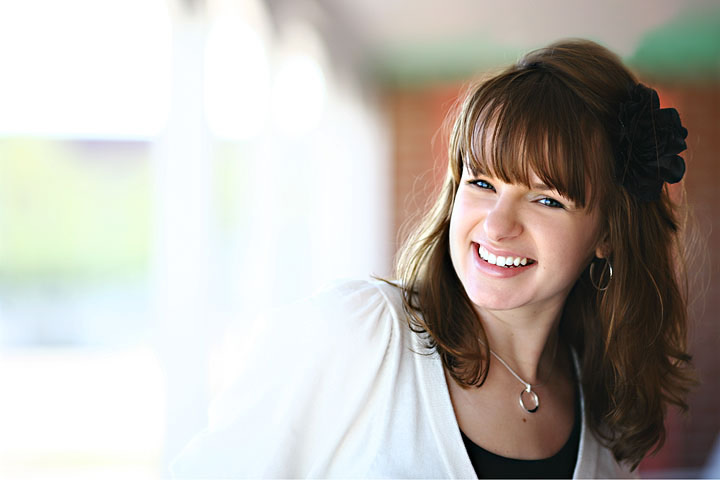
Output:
[615, 83, 688, 202]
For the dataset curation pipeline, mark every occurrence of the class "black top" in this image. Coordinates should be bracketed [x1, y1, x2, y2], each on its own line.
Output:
[460, 391, 581, 479]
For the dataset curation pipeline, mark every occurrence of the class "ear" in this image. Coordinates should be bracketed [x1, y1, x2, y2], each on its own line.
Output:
[594, 233, 610, 259]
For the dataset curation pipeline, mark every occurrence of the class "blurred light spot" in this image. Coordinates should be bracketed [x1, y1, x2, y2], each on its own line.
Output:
[204, 18, 271, 141]
[271, 22, 328, 137]
[0, 0, 171, 139]
[272, 54, 327, 137]
[0, 346, 165, 476]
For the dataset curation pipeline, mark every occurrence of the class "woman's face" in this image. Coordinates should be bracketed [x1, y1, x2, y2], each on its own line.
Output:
[449, 166, 603, 316]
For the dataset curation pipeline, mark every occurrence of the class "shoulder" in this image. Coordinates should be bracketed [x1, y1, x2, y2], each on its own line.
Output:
[307, 277, 405, 318]
[207, 278, 409, 424]
[572, 350, 638, 479]
[171, 279, 414, 478]
[287, 277, 407, 345]
[575, 429, 638, 479]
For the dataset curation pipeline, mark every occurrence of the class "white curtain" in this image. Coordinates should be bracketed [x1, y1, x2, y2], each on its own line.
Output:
[155, 0, 392, 467]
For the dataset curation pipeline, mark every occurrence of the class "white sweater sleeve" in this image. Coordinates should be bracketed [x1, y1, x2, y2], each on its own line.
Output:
[170, 279, 397, 479]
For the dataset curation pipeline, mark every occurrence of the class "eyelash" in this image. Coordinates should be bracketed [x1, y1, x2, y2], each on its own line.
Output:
[468, 179, 494, 191]
[467, 179, 566, 209]
[537, 197, 565, 209]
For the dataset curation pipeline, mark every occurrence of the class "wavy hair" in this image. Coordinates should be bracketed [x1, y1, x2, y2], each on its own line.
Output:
[396, 39, 696, 469]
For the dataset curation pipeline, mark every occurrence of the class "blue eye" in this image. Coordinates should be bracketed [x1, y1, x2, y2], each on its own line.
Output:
[538, 197, 565, 209]
[469, 179, 495, 191]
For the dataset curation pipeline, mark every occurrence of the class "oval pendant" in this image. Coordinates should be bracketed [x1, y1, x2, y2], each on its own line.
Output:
[519, 387, 539, 413]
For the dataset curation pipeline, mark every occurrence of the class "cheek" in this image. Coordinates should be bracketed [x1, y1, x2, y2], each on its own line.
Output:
[544, 222, 599, 273]
[448, 205, 462, 260]
[449, 190, 475, 226]
[448, 197, 472, 268]
[449, 197, 474, 241]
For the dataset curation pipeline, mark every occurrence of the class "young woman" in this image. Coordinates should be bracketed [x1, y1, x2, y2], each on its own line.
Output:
[172, 39, 694, 478]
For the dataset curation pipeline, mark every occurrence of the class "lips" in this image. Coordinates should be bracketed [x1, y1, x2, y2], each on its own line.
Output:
[477, 244, 536, 268]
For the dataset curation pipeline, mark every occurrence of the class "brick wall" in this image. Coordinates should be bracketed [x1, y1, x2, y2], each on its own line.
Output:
[385, 85, 460, 252]
[657, 84, 720, 470]
[383, 81, 720, 472]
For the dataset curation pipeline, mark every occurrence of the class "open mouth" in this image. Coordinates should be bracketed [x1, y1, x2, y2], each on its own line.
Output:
[477, 244, 536, 269]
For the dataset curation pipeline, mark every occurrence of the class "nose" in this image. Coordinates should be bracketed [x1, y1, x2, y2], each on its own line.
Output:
[484, 196, 523, 242]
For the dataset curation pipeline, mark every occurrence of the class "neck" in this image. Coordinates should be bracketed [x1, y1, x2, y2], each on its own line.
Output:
[476, 305, 564, 384]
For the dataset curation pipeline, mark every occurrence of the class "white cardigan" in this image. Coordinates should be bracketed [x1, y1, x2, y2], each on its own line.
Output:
[172, 279, 635, 478]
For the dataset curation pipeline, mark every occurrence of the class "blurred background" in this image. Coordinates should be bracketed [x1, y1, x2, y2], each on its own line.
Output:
[0, 0, 718, 478]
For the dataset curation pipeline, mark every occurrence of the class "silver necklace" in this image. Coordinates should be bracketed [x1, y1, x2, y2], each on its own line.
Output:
[485, 340, 558, 414]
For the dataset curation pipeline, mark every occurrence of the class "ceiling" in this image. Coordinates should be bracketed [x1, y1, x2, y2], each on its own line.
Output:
[297, 0, 720, 85]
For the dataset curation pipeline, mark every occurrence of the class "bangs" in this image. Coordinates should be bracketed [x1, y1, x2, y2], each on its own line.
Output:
[459, 71, 610, 209]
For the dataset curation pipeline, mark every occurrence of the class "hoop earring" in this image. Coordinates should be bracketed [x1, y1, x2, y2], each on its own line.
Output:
[589, 259, 613, 291]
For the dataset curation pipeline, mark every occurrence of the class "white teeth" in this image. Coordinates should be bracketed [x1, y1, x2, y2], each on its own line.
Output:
[477, 245, 529, 268]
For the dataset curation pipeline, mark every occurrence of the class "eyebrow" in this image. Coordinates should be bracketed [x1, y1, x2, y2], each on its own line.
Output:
[531, 182, 553, 191]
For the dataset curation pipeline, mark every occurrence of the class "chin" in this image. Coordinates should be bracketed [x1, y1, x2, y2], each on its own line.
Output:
[463, 284, 528, 312]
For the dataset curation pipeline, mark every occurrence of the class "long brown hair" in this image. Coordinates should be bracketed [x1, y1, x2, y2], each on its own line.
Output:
[396, 39, 695, 469]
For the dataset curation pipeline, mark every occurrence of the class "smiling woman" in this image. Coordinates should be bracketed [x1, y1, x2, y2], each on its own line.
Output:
[398, 39, 694, 476]
[172, 39, 695, 479]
